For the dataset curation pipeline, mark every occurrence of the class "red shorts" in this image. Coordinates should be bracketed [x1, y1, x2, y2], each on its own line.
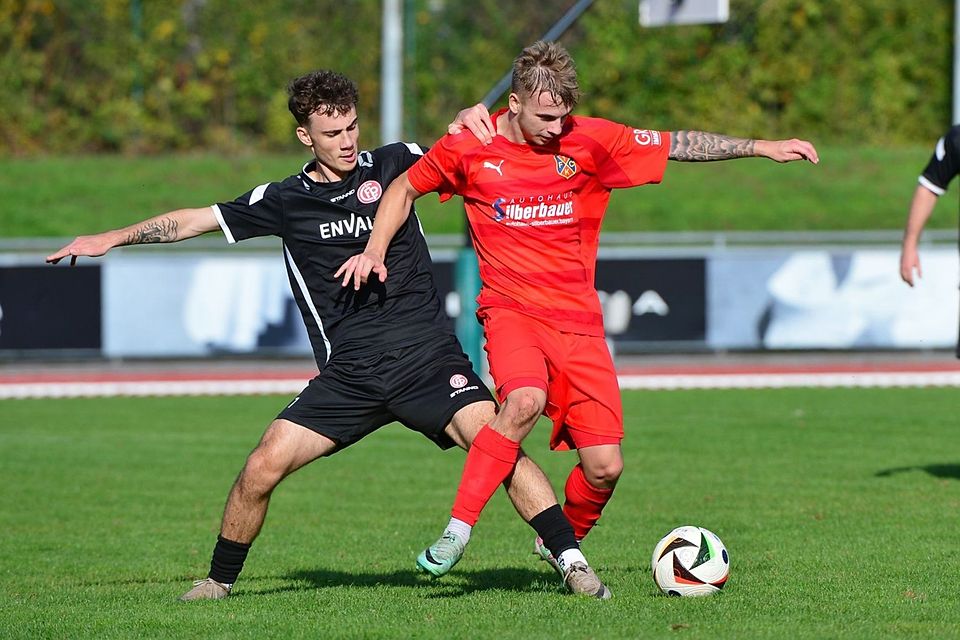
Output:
[480, 307, 623, 451]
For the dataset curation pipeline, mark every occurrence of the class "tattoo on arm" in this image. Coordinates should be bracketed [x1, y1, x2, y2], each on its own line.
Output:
[123, 218, 179, 245]
[669, 131, 755, 161]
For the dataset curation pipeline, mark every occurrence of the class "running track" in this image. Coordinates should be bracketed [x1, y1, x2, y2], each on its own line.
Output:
[3, 358, 960, 399]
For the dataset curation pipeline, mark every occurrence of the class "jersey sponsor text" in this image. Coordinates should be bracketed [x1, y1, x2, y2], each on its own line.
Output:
[319, 213, 374, 239]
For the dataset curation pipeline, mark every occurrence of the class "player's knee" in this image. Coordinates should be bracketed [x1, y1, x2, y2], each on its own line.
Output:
[500, 390, 544, 429]
[583, 457, 623, 489]
[239, 447, 286, 494]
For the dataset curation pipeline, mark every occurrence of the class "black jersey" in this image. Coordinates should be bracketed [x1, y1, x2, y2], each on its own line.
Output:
[919, 125, 960, 196]
[213, 142, 450, 369]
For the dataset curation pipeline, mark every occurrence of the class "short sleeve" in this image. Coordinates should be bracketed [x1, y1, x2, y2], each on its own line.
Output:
[580, 120, 670, 190]
[212, 182, 283, 243]
[919, 126, 960, 196]
[407, 133, 470, 203]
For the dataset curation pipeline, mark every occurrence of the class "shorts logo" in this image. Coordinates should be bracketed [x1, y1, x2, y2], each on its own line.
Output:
[555, 155, 578, 179]
[357, 180, 383, 204]
[449, 374, 469, 389]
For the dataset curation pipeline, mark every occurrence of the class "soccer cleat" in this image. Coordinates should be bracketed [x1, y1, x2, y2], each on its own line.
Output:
[179, 578, 231, 601]
[416, 530, 466, 577]
[563, 562, 612, 600]
[533, 536, 564, 578]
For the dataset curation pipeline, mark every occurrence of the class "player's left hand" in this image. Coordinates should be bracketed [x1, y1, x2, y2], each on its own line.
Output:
[448, 103, 495, 145]
[761, 139, 819, 164]
[335, 251, 388, 291]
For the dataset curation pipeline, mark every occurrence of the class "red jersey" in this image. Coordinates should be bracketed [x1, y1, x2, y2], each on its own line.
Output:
[407, 110, 669, 336]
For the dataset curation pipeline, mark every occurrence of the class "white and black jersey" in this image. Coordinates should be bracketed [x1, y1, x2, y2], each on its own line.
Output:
[212, 142, 449, 369]
[919, 125, 960, 196]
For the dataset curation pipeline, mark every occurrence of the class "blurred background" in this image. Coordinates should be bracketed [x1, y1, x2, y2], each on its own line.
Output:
[1, 0, 958, 366]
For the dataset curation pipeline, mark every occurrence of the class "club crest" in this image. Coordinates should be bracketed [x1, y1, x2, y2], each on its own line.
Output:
[555, 155, 578, 179]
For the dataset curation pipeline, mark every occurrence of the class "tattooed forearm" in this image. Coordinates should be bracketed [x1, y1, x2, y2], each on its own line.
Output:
[669, 131, 756, 161]
[122, 218, 179, 245]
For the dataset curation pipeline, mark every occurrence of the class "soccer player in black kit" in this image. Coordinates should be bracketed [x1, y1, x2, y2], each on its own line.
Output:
[47, 70, 597, 601]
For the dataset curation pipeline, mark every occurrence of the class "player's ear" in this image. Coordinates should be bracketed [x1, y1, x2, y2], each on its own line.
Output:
[295, 125, 313, 148]
[508, 93, 522, 115]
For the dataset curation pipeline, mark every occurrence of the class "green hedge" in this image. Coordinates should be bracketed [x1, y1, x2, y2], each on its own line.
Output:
[1, 0, 953, 154]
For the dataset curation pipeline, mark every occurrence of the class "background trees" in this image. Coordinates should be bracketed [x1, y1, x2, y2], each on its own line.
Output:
[1, 0, 953, 154]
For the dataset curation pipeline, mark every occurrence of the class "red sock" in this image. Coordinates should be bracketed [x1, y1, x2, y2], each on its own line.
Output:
[563, 464, 614, 540]
[451, 425, 521, 525]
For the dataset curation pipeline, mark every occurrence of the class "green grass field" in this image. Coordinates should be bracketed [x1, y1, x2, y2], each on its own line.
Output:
[1, 144, 956, 239]
[2, 388, 957, 639]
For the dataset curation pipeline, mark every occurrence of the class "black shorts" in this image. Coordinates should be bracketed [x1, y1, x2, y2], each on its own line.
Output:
[278, 335, 493, 453]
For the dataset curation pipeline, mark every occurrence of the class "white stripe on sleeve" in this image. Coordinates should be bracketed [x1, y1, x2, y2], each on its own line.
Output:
[918, 175, 945, 196]
[211, 204, 236, 244]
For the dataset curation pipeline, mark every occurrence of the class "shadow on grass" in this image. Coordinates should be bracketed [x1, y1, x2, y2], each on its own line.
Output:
[80, 566, 558, 600]
[875, 463, 960, 480]
[244, 566, 556, 598]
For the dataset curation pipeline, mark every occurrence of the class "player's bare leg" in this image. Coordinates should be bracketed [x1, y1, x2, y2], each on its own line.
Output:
[180, 419, 336, 601]
[537, 443, 623, 577]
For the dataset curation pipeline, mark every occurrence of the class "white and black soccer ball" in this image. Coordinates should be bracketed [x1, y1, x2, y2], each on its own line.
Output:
[651, 525, 729, 596]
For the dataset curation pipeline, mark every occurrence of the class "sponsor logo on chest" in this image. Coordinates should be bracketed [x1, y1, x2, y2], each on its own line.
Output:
[318, 212, 374, 240]
[490, 191, 575, 227]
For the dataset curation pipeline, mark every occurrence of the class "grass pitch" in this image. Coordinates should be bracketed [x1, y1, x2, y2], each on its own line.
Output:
[1, 388, 957, 639]
[2, 144, 955, 239]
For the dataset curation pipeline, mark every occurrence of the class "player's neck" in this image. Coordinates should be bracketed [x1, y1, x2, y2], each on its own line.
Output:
[498, 111, 528, 146]
[309, 161, 348, 184]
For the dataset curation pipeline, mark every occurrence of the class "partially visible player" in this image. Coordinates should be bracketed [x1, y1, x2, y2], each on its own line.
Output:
[338, 41, 818, 595]
[899, 125, 960, 355]
[46, 70, 590, 601]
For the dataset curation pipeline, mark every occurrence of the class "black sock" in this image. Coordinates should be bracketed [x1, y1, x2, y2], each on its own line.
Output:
[208, 535, 251, 585]
[529, 504, 578, 558]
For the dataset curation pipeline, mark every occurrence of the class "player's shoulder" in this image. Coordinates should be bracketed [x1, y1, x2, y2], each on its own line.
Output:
[370, 141, 429, 161]
[431, 130, 484, 155]
[569, 115, 667, 149]
[942, 125, 960, 149]
[240, 172, 297, 202]
[566, 115, 632, 144]
[567, 114, 627, 134]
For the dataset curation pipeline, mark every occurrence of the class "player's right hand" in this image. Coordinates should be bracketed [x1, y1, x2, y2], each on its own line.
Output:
[899, 248, 921, 287]
[335, 251, 388, 291]
[45, 234, 114, 266]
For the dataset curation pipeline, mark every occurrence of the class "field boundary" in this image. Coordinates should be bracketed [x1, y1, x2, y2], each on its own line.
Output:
[3, 360, 960, 398]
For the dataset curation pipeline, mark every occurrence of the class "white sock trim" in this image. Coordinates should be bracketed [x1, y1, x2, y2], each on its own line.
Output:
[446, 517, 472, 543]
[557, 548, 587, 572]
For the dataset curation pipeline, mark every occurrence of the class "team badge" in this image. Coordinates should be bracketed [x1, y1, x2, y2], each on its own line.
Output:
[555, 155, 578, 179]
[449, 374, 469, 389]
[357, 180, 382, 204]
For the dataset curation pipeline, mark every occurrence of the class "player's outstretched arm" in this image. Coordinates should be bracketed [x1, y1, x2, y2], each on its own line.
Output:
[899, 184, 939, 286]
[669, 131, 819, 164]
[335, 171, 424, 290]
[45, 207, 220, 266]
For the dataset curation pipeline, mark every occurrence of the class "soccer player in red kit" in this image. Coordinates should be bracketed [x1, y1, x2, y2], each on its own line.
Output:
[338, 41, 819, 596]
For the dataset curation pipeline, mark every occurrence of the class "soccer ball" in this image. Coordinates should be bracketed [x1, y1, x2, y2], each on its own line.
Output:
[651, 525, 729, 596]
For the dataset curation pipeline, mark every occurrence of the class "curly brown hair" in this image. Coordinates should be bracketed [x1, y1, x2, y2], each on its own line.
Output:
[287, 70, 359, 125]
[511, 41, 580, 109]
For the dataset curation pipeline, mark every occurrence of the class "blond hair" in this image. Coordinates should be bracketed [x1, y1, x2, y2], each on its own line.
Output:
[511, 40, 580, 108]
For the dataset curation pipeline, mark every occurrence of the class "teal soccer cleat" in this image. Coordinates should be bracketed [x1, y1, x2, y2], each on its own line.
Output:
[533, 536, 564, 577]
[416, 530, 466, 577]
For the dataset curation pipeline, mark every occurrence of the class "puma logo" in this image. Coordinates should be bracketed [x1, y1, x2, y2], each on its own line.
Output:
[483, 160, 505, 176]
